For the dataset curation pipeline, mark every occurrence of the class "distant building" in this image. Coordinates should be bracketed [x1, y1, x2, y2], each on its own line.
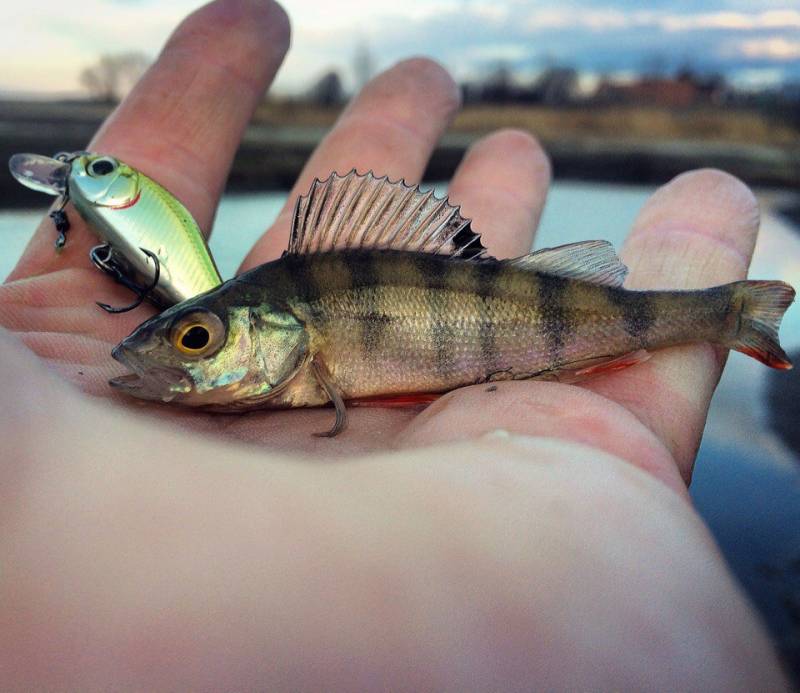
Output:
[594, 72, 729, 108]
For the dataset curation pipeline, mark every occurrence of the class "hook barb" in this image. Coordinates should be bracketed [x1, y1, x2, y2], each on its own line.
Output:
[93, 247, 161, 314]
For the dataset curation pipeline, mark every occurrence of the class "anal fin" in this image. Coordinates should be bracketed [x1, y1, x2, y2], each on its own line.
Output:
[534, 349, 651, 384]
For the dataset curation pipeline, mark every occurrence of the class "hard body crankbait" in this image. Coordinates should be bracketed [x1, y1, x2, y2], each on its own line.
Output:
[9, 151, 222, 310]
[110, 171, 795, 436]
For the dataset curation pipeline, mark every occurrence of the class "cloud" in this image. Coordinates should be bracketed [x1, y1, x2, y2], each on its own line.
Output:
[731, 67, 788, 89]
[739, 37, 800, 60]
[0, 0, 197, 92]
[518, 7, 800, 33]
[4, 0, 800, 96]
[350, 3, 800, 83]
[524, 8, 633, 31]
[660, 10, 800, 31]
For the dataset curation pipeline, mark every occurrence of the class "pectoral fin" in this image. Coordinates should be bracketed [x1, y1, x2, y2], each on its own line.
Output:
[311, 355, 348, 437]
[348, 392, 441, 408]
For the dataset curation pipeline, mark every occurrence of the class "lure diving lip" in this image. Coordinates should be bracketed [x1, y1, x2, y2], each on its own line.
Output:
[9, 151, 223, 311]
[9, 152, 71, 195]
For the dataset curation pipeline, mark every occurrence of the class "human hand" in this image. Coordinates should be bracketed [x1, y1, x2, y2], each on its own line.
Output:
[0, 1, 789, 688]
[0, 0, 760, 490]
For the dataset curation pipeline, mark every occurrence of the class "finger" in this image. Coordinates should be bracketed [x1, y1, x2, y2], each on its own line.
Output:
[582, 169, 760, 480]
[239, 57, 460, 271]
[0, 268, 144, 340]
[10, 0, 290, 281]
[447, 129, 551, 259]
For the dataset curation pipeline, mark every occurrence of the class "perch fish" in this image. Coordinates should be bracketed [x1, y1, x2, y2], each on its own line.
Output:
[109, 171, 795, 436]
[9, 151, 222, 310]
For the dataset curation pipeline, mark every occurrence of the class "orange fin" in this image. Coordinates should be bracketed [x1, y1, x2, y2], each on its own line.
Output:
[542, 349, 652, 384]
[348, 393, 441, 408]
[726, 280, 794, 370]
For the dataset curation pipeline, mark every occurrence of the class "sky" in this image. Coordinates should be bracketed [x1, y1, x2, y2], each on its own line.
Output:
[2, 0, 800, 98]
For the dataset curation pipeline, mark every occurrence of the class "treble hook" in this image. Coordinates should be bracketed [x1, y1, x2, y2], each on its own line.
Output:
[50, 196, 70, 251]
[48, 151, 86, 251]
[91, 246, 161, 314]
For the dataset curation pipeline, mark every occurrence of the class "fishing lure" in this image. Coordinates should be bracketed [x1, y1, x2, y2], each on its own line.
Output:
[9, 151, 222, 311]
[109, 171, 795, 436]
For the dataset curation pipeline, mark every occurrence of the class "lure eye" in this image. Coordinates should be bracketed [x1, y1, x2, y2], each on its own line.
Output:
[171, 310, 226, 357]
[88, 157, 117, 177]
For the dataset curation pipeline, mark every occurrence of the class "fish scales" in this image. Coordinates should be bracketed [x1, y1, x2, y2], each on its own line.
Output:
[258, 251, 731, 400]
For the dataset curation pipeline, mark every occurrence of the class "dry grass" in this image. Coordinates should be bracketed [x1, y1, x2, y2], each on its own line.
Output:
[252, 101, 341, 128]
[252, 101, 800, 147]
[451, 105, 800, 146]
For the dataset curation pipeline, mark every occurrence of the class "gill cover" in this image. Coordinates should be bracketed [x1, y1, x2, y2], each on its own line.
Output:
[243, 307, 311, 401]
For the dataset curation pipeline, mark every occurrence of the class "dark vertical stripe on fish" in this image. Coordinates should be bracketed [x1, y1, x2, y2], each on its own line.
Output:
[608, 287, 654, 346]
[539, 275, 571, 365]
[348, 253, 389, 354]
[291, 255, 327, 328]
[426, 262, 455, 379]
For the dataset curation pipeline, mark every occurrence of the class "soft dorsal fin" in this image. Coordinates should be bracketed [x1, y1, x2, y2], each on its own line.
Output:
[288, 170, 489, 259]
[504, 240, 628, 287]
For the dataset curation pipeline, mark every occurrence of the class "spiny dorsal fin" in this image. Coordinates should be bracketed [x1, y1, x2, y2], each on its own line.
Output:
[504, 240, 628, 287]
[288, 170, 489, 259]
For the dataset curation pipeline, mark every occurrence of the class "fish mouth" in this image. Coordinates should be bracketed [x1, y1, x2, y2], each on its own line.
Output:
[110, 344, 192, 402]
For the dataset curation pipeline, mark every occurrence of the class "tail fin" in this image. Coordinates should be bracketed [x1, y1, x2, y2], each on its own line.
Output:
[726, 280, 795, 369]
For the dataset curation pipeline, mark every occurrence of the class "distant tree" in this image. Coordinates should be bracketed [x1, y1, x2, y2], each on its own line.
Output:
[781, 82, 800, 127]
[533, 67, 579, 106]
[80, 52, 150, 103]
[482, 61, 514, 103]
[460, 82, 481, 105]
[353, 41, 375, 92]
[307, 70, 344, 107]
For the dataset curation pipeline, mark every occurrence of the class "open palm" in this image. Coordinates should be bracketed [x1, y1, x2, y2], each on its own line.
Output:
[1, 0, 761, 492]
[3, 2, 791, 688]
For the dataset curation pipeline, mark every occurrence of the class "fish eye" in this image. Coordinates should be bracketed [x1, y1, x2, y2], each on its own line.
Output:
[171, 310, 226, 357]
[180, 325, 209, 351]
[88, 157, 117, 177]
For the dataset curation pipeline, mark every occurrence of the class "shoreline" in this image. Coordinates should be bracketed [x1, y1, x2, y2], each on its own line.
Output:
[2, 100, 799, 208]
